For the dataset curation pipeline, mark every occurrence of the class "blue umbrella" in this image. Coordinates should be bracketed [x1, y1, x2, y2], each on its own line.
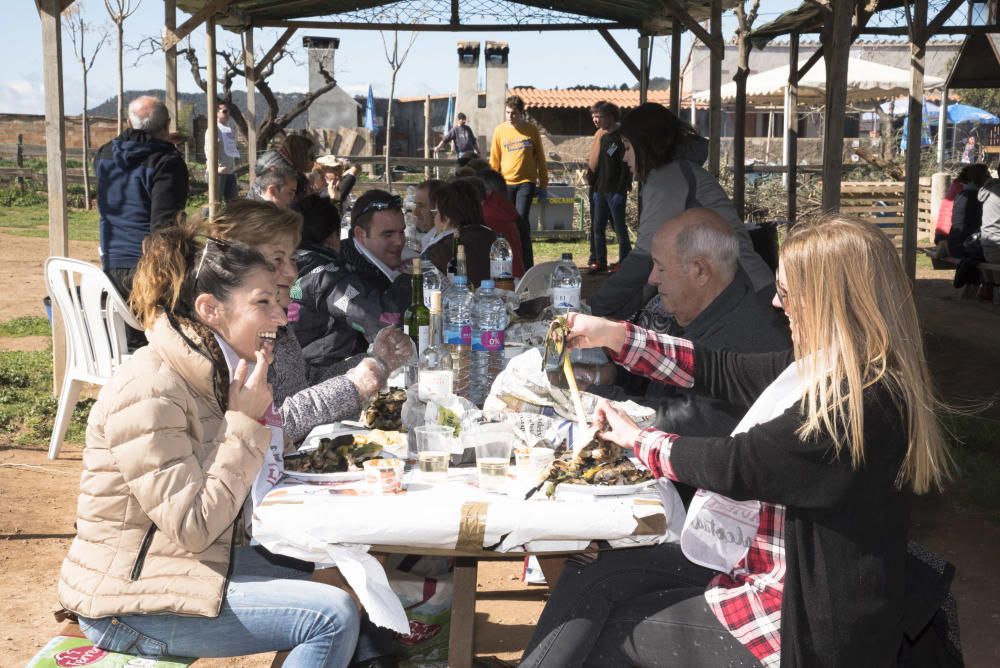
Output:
[364, 85, 376, 131]
[941, 103, 1000, 125]
[443, 96, 455, 135]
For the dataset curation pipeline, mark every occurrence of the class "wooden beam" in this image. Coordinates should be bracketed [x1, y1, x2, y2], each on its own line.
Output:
[449, 558, 478, 668]
[820, 0, 853, 212]
[661, 0, 722, 57]
[670, 22, 681, 114]
[162, 0, 231, 51]
[927, 0, 967, 34]
[708, 0, 722, 177]
[38, 0, 68, 396]
[254, 18, 628, 32]
[206, 17, 218, 218]
[903, 0, 928, 283]
[255, 27, 296, 78]
[424, 95, 431, 179]
[797, 47, 823, 80]
[785, 32, 799, 223]
[639, 34, 650, 104]
[598, 28, 641, 81]
[165, 0, 178, 133]
[862, 24, 1000, 35]
[245, 26, 256, 193]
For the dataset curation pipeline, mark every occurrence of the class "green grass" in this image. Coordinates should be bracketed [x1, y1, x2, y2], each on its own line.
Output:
[0, 204, 100, 242]
[533, 239, 592, 264]
[943, 414, 1000, 523]
[0, 345, 91, 448]
[0, 316, 50, 337]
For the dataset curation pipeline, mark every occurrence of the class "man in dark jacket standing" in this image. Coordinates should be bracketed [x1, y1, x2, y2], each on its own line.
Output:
[96, 96, 189, 306]
[589, 102, 632, 273]
[290, 190, 412, 370]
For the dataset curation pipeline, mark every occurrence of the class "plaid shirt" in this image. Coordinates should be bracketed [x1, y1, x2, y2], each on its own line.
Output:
[612, 323, 785, 667]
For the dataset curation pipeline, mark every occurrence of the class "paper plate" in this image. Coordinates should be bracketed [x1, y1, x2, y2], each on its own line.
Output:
[282, 470, 364, 484]
[553, 478, 657, 497]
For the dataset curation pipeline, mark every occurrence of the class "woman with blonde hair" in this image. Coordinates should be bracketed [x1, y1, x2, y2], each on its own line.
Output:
[258, 133, 319, 205]
[57, 220, 360, 665]
[521, 214, 953, 668]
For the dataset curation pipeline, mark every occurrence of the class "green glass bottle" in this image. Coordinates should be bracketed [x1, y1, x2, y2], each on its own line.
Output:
[404, 260, 431, 355]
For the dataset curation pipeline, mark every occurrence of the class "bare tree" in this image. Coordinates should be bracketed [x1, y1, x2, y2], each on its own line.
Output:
[380, 29, 419, 186]
[103, 0, 141, 133]
[135, 36, 337, 156]
[732, 0, 761, 218]
[65, 2, 109, 210]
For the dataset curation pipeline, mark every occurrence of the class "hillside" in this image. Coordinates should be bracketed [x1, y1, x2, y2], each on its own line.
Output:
[87, 89, 310, 129]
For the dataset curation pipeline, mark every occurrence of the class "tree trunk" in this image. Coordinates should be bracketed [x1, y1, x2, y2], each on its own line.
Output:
[116, 19, 124, 133]
[82, 61, 92, 210]
[385, 69, 397, 188]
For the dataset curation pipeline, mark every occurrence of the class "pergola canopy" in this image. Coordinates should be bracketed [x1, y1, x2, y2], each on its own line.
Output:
[175, 0, 740, 35]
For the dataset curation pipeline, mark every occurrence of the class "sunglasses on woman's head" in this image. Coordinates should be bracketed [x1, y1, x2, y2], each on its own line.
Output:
[195, 236, 231, 280]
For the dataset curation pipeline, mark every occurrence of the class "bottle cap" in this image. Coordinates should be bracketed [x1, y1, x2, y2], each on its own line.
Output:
[481, 279, 495, 289]
[453, 275, 468, 285]
[430, 290, 442, 313]
[457, 245, 466, 258]
[561, 252, 573, 261]
[412, 260, 422, 275]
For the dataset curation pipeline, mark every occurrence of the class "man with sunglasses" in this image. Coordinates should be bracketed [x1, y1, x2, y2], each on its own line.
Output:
[290, 190, 413, 369]
[205, 103, 241, 203]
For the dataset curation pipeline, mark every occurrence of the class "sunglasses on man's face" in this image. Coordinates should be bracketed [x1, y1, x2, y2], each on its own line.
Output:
[355, 195, 403, 219]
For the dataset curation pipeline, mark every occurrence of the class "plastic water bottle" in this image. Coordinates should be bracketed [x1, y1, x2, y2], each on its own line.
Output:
[489, 234, 515, 291]
[470, 280, 508, 406]
[422, 260, 442, 310]
[443, 275, 473, 400]
[550, 252, 582, 314]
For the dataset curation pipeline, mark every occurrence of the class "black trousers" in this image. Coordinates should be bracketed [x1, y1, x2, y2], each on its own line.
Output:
[104, 266, 147, 351]
[506, 182, 536, 269]
[520, 542, 761, 668]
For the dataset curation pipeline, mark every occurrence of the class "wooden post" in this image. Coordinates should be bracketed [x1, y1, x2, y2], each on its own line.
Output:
[903, 0, 928, 282]
[424, 95, 431, 179]
[709, 0, 722, 177]
[165, 0, 178, 132]
[245, 26, 257, 193]
[638, 34, 650, 104]
[820, 0, 853, 212]
[206, 17, 218, 218]
[448, 557, 478, 668]
[38, 0, 69, 395]
[785, 32, 800, 223]
[15, 133, 24, 191]
[733, 26, 753, 219]
[670, 22, 681, 114]
[937, 85, 948, 171]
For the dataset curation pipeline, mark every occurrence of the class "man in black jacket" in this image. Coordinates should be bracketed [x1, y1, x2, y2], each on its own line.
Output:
[96, 96, 189, 303]
[290, 190, 412, 370]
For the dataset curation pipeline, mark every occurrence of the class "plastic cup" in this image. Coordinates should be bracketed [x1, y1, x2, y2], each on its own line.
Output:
[363, 459, 405, 494]
[529, 447, 555, 476]
[415, 425, 454, 484]
[474, 439, 512, 492]
[514, 446, 534, 478]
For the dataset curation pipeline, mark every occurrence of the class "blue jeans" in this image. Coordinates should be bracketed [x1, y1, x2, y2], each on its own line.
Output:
[506, 182, 536, 268]
[591, 192, 632, 265]
[78, 546, 360, 667]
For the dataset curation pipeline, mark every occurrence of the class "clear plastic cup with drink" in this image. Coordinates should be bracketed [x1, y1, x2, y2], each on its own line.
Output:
[414, 425, 454, 484]
[474, 439, 512, 492]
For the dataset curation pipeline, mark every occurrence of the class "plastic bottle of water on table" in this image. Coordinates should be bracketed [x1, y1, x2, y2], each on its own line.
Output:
[489, 234, 515, 292]
[550, 252, 582, 314]
[470, 279, 509, 406]
[443, 275, 473, 400]
[422, 260, 442, 310]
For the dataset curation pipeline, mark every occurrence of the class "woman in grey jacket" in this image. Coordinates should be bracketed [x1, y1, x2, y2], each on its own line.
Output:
[589, 103, 773, 320]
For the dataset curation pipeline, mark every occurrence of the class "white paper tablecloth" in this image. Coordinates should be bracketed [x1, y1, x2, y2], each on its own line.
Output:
[253, 469, 682, 633]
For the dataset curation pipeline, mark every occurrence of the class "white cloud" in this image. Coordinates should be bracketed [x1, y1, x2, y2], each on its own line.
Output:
[0, 80, 46, 114]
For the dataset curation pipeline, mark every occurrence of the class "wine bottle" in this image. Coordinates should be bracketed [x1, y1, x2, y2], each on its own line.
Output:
[403, 260, 430, 355]
[418, 291, 454, 402]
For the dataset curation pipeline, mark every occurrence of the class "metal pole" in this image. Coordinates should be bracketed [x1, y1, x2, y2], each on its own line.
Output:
[785, 32, 800, 222]
[709, 0, 722, 177]
[670, 22, 681, 114]
[937, 85, 949, 171]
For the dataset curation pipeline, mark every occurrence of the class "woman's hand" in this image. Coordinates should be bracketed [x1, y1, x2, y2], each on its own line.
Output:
[594, 399, 642, 448]
[372, 326, 416, 372]
[565, 313, 627, 352]
[228, 352, 273, 420]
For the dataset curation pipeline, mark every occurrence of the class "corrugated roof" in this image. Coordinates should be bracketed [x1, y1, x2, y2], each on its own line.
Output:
[511, 87, 672, 110]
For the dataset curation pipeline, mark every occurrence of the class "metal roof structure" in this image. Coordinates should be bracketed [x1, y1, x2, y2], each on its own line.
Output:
[175, 0, 740, 35]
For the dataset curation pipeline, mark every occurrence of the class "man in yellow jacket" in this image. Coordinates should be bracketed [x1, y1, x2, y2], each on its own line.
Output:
[490, 95, 548, 268]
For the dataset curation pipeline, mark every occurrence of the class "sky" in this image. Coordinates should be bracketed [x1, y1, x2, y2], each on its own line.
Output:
[0, 1, 805, 116]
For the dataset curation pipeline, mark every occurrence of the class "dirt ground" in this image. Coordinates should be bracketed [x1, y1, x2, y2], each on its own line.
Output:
[1, 231, 998, 666]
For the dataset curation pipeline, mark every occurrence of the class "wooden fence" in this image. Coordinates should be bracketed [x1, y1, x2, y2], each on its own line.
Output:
[839, 179, 934, 244]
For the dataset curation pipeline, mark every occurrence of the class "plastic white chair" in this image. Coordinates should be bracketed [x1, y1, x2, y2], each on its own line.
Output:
[513, 261, 559, 302]
[44, 257, 142, 459]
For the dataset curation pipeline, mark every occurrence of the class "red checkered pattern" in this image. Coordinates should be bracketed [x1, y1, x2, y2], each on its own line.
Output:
[619, 326, 785, 667]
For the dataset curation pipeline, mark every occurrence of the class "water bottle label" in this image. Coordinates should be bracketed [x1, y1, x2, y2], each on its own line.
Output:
[490, 259, 513, 279]
[473, 329, 505, 352]
[551, 287, 581, 309]
[445, 325, 472, 346]
[418, 325, 429, 357]
[423, 288, 440, 310]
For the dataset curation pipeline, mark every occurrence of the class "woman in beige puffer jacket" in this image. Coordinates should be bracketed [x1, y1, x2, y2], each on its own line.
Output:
[56, 222, 359, 666]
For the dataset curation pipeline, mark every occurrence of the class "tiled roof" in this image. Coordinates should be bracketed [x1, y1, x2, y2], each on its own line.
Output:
[511, 87, 672, 110]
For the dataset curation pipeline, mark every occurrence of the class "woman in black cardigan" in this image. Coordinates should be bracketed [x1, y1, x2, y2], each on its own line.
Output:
[520, 215, 953, 668]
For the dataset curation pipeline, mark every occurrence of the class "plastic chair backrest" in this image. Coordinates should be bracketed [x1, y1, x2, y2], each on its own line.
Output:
[514, 261, 559, 302]
[44, 257, 141, 383]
